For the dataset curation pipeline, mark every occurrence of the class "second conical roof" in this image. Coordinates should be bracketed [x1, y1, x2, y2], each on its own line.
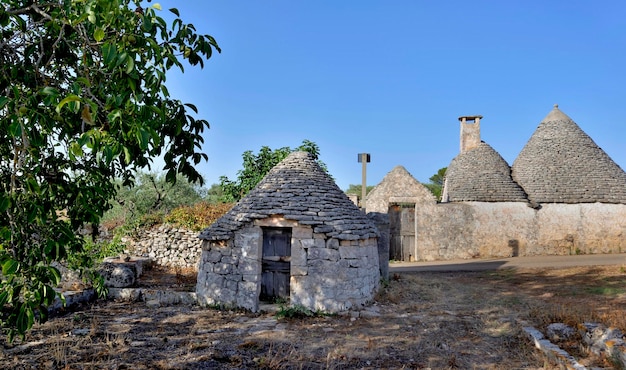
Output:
[511, 106, 626, 204]
[444, 142, 528, 202]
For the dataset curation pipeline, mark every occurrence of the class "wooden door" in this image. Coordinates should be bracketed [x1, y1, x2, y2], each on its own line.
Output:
[389, 204, 416, 261]
[260, 227, 292, 301]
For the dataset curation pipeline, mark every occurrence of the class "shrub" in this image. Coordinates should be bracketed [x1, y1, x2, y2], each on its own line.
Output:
[164, 202, 233, 231]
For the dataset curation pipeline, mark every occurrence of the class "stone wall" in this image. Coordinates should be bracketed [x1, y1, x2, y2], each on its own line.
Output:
[291, 235, 380, 312]
[367, 212, 390, 281]
[197, 221, 380, 313]
[414, 202, 626, 261]
[124, 224, 201, 269]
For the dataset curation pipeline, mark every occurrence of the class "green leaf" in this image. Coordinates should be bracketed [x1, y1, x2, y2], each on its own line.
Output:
[2, 259, 19, 275]
[184, 103, 198, 113]
[40, 87, 59, 96]
[43, 284, 57, 304]
[169, 8, 180, 17]
[76, 77, 91, 87]
[8, 122, 21, 137]
[123, 147, 132, 164]
[102, 43, 117, 66]
[94, 28, 105, 42]
[0, 291, 9, 307]
[56, 95, 81, 113]
[166, 169, 176, 183]
[0, 226, 10, 241]
[16, 304, 35, 334]
[142, 15, 153, 32]
[77, 132, 91, 147]
[0, 96, 8, 109]
[136, 128, 150, 150]
[48, 266, 62, 286]
[152, 3, 162, 10]
[48, 266, 61, 285]
[116, 52, 128, 68]
[0, 194, 10, 212]
[107, 109, 122, 123]
[128, 77, 136, 92]
[126, 57, 134, 74]
[70, 141, 84, 159]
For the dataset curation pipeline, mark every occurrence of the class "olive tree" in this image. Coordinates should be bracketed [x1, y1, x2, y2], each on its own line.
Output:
[0, 0, 219, 340]
[104, 171, 206, 225]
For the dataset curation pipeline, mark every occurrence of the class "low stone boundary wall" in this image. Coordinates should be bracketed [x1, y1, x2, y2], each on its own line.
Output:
[123, 225, 201, 269]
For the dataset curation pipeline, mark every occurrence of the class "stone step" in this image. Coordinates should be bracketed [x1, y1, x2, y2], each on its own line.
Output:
[108, 287, 197, 307]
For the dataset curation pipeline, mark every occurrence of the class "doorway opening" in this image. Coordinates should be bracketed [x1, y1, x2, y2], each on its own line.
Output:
[389, 203, 416, 261]
[260, 227, 292, 302]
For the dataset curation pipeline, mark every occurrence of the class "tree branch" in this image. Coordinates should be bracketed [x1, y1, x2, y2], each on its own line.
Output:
[6, 3, 56, 19]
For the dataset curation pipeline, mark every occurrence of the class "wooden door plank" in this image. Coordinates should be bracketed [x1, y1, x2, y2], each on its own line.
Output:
[261, 227, 292, 300]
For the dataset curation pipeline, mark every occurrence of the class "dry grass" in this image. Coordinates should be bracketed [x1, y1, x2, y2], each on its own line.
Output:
[1, 265, 624, 369]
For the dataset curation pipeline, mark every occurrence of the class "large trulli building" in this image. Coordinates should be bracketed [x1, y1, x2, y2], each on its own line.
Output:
[368, 106, 626, 261]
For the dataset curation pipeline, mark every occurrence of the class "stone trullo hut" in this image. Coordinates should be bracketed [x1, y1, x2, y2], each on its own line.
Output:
[197, 151, 380, 312]
[365, 165, 436, 261]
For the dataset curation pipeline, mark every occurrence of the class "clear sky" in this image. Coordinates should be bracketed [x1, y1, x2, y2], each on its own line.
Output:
[155, 1, 626, 191]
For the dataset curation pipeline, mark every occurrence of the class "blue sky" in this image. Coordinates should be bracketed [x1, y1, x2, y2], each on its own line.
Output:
[156, 1, 626, 191]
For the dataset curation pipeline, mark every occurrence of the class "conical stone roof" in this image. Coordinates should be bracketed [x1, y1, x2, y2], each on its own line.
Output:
[444, 142, 528, 202]
[512, 106, 626, 204]
[368, 166, 434, 200]
[199, 151, 379, 241]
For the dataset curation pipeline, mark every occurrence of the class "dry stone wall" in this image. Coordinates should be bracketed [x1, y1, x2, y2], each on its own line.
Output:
[415, 202, 626, 261]
[124, 224, 201, 269]
[197, 223, 380, 313]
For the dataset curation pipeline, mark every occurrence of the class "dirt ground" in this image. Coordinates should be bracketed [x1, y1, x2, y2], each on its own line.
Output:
[2, 264, 625, 369]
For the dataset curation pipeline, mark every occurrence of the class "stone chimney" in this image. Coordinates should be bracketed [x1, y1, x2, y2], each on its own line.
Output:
[458, 115, 483, 153]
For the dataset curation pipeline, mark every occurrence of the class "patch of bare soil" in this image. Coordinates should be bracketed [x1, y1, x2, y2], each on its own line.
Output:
[2, 265, 625, 369]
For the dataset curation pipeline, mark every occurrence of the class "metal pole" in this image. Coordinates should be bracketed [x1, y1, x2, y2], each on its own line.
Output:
[357, 153, 370, 211]
[361, 155, 367, 211]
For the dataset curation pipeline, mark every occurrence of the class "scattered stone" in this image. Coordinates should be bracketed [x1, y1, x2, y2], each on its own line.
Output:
[71, 328, 90, 336]
[108, 288, 142, 302]
[145, 299, 160, 308]
[360, 309, 381, 319]
[523, 326, 586, 370]
[580, 322, 626, 367]
[98, 262, 136, 288]
[546, 323, 576, 341]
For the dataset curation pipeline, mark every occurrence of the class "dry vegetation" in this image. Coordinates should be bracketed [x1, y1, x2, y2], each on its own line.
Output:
[1, 265, 625, 369]
[164, 202, 234, 231]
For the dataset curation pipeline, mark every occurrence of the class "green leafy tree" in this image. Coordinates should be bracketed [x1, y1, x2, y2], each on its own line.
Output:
[424, 167, 447, 201]
[219, 140, 325, 202]
[205, 183, 225, 204]
[0, 0, 219, 340]
[344, 184, 375, 197]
